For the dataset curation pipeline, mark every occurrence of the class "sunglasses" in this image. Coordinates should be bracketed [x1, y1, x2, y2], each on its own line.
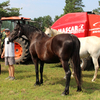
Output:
[5, 31, 10, 33]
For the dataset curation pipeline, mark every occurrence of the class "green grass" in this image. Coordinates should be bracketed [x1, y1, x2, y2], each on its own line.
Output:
[0, 60, 100, 100]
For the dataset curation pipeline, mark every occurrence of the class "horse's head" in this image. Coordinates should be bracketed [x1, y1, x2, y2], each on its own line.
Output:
[44, 26, 54, 37]
[9, 23, 23, 42]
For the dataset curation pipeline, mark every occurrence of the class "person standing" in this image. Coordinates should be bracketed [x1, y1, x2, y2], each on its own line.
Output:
[1, 28, 15, 80]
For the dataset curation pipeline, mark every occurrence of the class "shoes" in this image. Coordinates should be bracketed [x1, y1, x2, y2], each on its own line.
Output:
[5, 76, 11, 80]
[5, 76, 15, 80]
[9, 77, 15, 80]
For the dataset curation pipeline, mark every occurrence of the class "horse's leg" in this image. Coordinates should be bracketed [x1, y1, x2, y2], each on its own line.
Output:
[40, 61, 44, 84]
[69, 59, 74, 77]
[61, 60, 71, 95]
[63, 60, 74, 79]
[29, 47, 40, 85]
[31, 56, 39, 86]
[81, 58, 89, 70]
[80, 59, 84, 70]
[71, 53, 82, 91]
[91, 57, 99, 82]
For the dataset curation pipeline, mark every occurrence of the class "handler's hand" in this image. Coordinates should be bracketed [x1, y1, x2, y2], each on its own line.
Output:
[1, 54, 4, 58]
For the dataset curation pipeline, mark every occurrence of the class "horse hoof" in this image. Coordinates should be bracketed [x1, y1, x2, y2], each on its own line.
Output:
[63, 76, 66, 79]
[34, 82, 40, 86]
[40, 82, 43, 85]
[77, 86, 82, 92]
[71, 74, 74, 78]
[40, 80, 43, 84]
[92, 80, 95, 82]
[61, 91, 69, 96]
[77, 89, 82, 92]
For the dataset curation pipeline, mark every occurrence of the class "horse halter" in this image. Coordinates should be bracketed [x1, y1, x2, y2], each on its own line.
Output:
[17, 25, 23, 38]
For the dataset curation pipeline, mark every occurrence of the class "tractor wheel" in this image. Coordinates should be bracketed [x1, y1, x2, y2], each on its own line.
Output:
[14, 38, 30, 63]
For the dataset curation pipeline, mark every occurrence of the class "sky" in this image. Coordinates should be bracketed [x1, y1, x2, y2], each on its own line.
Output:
[0, 0, 100, 20]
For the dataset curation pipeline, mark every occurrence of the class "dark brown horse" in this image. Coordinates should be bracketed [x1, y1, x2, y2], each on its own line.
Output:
[8, 22, 82, 95]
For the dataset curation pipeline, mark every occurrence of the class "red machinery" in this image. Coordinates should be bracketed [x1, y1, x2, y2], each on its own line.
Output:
[51, 12, 100, 38]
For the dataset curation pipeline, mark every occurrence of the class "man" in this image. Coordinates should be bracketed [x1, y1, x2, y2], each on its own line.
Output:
[1, 28, 15, 80]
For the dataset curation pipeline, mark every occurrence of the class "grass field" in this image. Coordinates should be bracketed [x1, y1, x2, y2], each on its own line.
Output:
[0, 59, 100, 100]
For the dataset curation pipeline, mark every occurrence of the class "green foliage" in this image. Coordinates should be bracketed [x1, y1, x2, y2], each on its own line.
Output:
[0, 0, 21, 18]
[54, 14, 64, 22]
[99, 1, 100, 6]
[53, 0, 85, 22]
[93, 1, 100, 14]
[63, 0, 85, 14]
[93, 8, 100, 14]
[30, 15, 53, 32]
[54, 15, 60, 22]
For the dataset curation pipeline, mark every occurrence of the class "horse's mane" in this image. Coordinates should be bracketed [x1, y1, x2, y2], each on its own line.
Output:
[23, 24, 40, 32]
[22, 24, 45, 35]
[21, 24, 48, 39]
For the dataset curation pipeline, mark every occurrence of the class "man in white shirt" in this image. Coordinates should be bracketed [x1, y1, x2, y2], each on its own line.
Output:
[1, 28, 15, 80]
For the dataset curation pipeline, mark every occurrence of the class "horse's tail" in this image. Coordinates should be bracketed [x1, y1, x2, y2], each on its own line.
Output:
[71, 35, 82, 91]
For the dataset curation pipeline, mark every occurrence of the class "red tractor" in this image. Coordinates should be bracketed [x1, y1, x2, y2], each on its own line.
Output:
[0, 17, 31, 63]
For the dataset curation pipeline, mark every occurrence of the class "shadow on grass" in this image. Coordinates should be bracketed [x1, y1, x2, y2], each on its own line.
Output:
[1, 69, 30, 74]
[1, 69, 49, 82]
[44, 75, 100, 95]
[82, 73, 94, 78]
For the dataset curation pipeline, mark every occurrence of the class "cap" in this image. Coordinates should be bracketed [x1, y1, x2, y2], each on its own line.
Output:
[5, 28, 10, 31]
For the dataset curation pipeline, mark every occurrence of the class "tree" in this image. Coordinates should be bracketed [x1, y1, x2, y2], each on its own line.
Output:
[54, 15, 60, 22]
[54, 0, 85, 22]
[0, 0, 21, 18]
[93, 1, 100, 14]
[54, 14, 64, 22]
[63, 0, 85, 14]
[30, 15, 53, 32]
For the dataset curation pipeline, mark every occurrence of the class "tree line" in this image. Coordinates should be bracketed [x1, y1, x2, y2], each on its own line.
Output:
[0, 0, 100, 32]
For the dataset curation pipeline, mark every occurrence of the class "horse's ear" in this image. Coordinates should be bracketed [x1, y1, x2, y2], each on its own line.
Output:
[22, 20, 25, 24]
[21, 18, 25, 24]
[49, 26, 51, 29]
[44, 26, 47, 30]
[17, 21, 20, 25]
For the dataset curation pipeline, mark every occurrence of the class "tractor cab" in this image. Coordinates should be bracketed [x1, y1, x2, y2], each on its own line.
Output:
[1, 16, 30, 32]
